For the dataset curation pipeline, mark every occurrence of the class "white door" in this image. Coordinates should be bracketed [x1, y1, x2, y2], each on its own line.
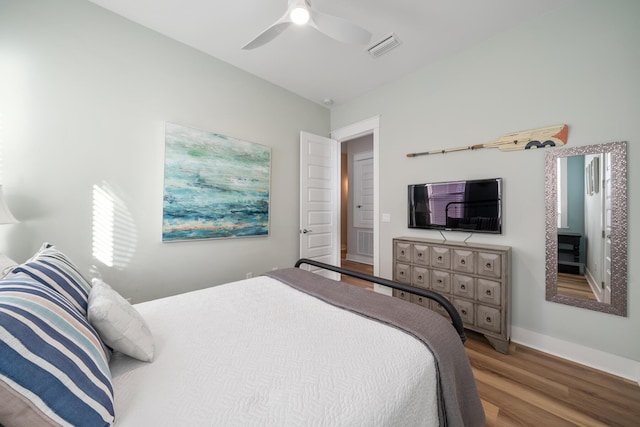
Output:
[602, 153, 612, 304]
[299, 131, 339, 278]
[353, 152, 374, 228]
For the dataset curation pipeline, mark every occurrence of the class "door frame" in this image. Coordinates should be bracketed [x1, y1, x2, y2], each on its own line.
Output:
[331, 116, 380, 277]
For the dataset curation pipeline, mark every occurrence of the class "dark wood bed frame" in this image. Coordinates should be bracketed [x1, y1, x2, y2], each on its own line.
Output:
[294, 258, 466, 343]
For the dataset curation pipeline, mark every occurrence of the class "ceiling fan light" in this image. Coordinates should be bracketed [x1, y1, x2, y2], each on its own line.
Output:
[290, 7, 309, 25]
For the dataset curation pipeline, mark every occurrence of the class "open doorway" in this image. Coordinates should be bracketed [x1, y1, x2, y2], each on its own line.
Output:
[329, 116, 380, 289]
[340, 134, 374, 288]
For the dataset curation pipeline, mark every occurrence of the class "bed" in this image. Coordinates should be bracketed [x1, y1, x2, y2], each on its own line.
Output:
[0, 244, 485, 427]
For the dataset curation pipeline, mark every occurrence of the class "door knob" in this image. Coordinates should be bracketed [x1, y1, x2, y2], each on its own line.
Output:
[301, 229, 313, 234]
[356, 205, 362, 208]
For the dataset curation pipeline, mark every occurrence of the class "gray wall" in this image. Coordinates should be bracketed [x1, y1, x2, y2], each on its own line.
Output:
[0, 0, 329, 302]
[331, 0, 639, 367]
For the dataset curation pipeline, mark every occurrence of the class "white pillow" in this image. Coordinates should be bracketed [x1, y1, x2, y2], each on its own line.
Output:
[0, 253, 18, 277]
[88, 278, 155, 362]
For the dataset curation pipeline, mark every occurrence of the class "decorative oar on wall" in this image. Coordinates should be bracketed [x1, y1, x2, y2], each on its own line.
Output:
[406, 124, 568, 158]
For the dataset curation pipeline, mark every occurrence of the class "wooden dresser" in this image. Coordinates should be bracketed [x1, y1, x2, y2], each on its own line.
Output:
[392, 237, 511, 353]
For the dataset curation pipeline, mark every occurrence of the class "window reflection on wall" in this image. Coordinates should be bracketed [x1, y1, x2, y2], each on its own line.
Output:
[92, 183, 137, 269]
[0, 112, 5, 184]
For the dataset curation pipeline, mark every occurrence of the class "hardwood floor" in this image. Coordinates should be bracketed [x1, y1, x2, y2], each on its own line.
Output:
[557, 272, 597, 300]
[466, 331, 640, 426]
[340, 258, 374, 290]
[340, 260, 640, 426]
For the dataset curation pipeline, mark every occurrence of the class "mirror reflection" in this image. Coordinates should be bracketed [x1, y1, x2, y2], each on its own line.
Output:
[556, 154, 609, 302]
[545, 141, 627, 316]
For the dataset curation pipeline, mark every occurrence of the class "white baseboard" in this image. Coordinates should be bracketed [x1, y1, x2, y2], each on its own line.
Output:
[511, 326, 640, 385]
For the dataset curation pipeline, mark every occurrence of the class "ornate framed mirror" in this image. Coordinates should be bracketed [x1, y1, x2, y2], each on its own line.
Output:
[545, 141, 627, 316]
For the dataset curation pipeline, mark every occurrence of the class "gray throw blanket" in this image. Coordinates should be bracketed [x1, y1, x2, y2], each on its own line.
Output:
[266, 268, 485, 427]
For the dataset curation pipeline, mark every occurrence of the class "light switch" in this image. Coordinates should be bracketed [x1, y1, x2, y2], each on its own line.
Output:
[382, 213, 391, 222]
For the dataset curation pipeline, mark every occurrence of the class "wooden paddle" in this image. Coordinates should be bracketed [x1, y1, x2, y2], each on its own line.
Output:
[406, 124, 568, 158]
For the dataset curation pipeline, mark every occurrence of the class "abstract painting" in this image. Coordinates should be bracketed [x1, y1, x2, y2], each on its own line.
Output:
[162, 123, 271, 241]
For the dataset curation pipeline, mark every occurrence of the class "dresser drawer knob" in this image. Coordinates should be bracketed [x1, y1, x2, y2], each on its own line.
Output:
[437, 279, 443, 284]
[461, 309, 467, 315]
[486, 289, 492, 296]
[486, 316, 492, 323]
[460, 284, 466, 290]
[418, 275, 423, 280]
[437, 255, 443, 261]
[418, 252, 423, 257]
[460, 259, 466, 265]
[486, 262, 492, 269]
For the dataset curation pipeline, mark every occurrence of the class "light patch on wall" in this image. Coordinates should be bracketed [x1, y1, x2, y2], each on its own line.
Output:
[0, 54, 27, 183]
[0, 112, 5, 183]
[92, 183, 137, 269]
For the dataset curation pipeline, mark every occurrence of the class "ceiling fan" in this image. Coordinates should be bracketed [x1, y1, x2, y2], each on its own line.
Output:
[242, 0, 372, 50]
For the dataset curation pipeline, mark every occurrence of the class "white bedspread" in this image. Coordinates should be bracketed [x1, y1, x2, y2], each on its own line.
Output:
[110, 276, 438, 426]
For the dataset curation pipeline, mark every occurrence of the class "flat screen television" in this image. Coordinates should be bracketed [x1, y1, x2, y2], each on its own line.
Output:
[408, 178, 502, 234]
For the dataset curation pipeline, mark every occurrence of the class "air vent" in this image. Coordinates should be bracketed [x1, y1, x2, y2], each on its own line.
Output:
[367, 33, 401, 58]
[357, 230, 374, 257]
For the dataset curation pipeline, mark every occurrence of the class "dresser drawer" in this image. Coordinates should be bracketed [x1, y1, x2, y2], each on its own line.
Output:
[411, 293, 430, 307]
[477, 252, 502, 278]
[394, 263, 411, 284]
[477, 305, 501, 334]
[412, 244, 430, 266]
[430, 299, 450, 317]
[453, 298, 474, 325]
[395, 242, 411, 262]
[412, 266, 429, 289]
[430, 246, 451, 269]
[430, 270, 451, 294]
[452, 274, 475, 299]
[477, 279, 501, 305]
[452, 249, 475, 274]
[393, 289, 411, 301]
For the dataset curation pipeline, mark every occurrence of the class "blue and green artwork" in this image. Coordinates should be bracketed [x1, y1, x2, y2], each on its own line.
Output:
[162, 123, 271, 241]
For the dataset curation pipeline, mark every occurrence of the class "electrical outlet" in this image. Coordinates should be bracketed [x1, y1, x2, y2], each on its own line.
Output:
[246, 272, 253, 279]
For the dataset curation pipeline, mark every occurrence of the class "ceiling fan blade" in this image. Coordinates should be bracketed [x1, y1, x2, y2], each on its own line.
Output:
[242, 12, 293, 50]
[309, 9, 371, 45]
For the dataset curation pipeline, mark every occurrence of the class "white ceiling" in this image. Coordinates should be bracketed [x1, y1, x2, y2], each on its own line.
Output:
[87, 0, 570, 106]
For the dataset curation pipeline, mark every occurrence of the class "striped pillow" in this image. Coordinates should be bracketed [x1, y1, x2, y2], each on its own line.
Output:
[6, 243, 92, 315]
[0, 278, 114, 427]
